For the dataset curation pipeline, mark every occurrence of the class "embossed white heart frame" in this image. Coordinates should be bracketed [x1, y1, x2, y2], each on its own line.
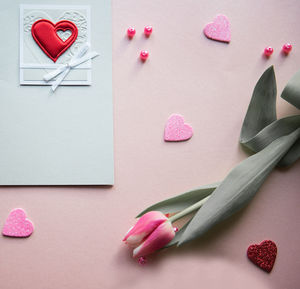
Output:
[20, 5, 91, 86]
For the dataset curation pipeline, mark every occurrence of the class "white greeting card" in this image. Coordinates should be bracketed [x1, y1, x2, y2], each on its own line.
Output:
[0, 0, 113, 185]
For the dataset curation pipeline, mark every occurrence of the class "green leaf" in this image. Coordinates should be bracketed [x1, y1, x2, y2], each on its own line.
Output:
[136, 182, 219, 218]
[240, 66, 300, 167]
[178, 128, 300, 246]
[281, 68, 300, 109]
[240, 66, 277, 143]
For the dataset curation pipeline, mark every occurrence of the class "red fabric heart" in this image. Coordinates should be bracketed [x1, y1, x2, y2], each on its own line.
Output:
[31, 19, 78, 62]
[247, 240, 277, 272]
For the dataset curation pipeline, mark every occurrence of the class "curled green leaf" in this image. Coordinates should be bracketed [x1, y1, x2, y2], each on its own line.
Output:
[240, 66, 300, 167]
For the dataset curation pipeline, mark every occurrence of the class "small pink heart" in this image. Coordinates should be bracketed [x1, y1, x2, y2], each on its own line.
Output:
[164, 114, 193, 142]
[204, 14, 231, 43]
[2, 208, 34, 238]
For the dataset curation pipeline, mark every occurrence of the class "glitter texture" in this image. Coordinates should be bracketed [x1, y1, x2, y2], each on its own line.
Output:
[247, 240, 277, 273]
[164, 114, 193, 142]
[2, 208, 34, 238]
[203, 14, 231, 43]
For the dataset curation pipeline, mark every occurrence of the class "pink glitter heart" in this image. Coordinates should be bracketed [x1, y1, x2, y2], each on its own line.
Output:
[204, 14, 231, 43]
[164, 114, 193, 142]
[2, 208, 34, 238]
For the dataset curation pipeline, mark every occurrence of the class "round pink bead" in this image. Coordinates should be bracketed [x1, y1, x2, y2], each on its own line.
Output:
[127, 27, 136, 38]
[264, 46, 274, 57]
[282, 43, 292, 54]
[138, 256, 147, 265]
[144, 26, 153, 37]
[140, 50, 149, 61]
[173, 227, 179, 233]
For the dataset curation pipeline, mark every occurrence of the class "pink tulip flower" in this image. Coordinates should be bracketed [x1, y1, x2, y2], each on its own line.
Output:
[123, 211, 175, 258]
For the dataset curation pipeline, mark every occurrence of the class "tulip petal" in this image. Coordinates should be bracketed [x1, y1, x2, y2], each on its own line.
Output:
[133, 220, 175, 258]
[123, 211, 167, 247]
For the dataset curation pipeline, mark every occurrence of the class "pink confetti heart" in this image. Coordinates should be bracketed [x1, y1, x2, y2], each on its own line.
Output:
[2, 208, 34, 238]
[164, 114, 193, 142]
[203, 14, 231, 43]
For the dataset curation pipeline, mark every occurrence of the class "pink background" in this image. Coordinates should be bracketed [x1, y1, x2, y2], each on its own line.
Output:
[0, 0, 300, 288]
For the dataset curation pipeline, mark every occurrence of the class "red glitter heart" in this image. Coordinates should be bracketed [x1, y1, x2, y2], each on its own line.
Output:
[247, 240, 277, 272]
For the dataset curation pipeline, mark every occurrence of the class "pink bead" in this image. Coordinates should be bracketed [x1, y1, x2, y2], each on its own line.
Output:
[173, 227, 179, 233]
[144, 26, 153, 37]
[264, 46, 273, 57]
[282, 43, 292, 54]
[138, 256, 147, 265]
[140, 50, 149, 61]
[127, 27, 136, 38]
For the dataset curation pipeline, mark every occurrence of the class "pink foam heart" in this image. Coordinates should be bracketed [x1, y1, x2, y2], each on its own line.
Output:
[203, 14, 231, 43]
[164, 114, 193, 142]
[2, 208, 34, 237]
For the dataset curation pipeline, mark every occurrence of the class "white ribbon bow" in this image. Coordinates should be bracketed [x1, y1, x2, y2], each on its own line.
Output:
[43, 43, 99, 91]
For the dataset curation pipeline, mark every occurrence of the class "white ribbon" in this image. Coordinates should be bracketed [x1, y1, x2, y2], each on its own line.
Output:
[43, 43, 99, 91]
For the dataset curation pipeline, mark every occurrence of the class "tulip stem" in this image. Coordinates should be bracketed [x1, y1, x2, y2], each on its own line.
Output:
[169, 195, 211, 223]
